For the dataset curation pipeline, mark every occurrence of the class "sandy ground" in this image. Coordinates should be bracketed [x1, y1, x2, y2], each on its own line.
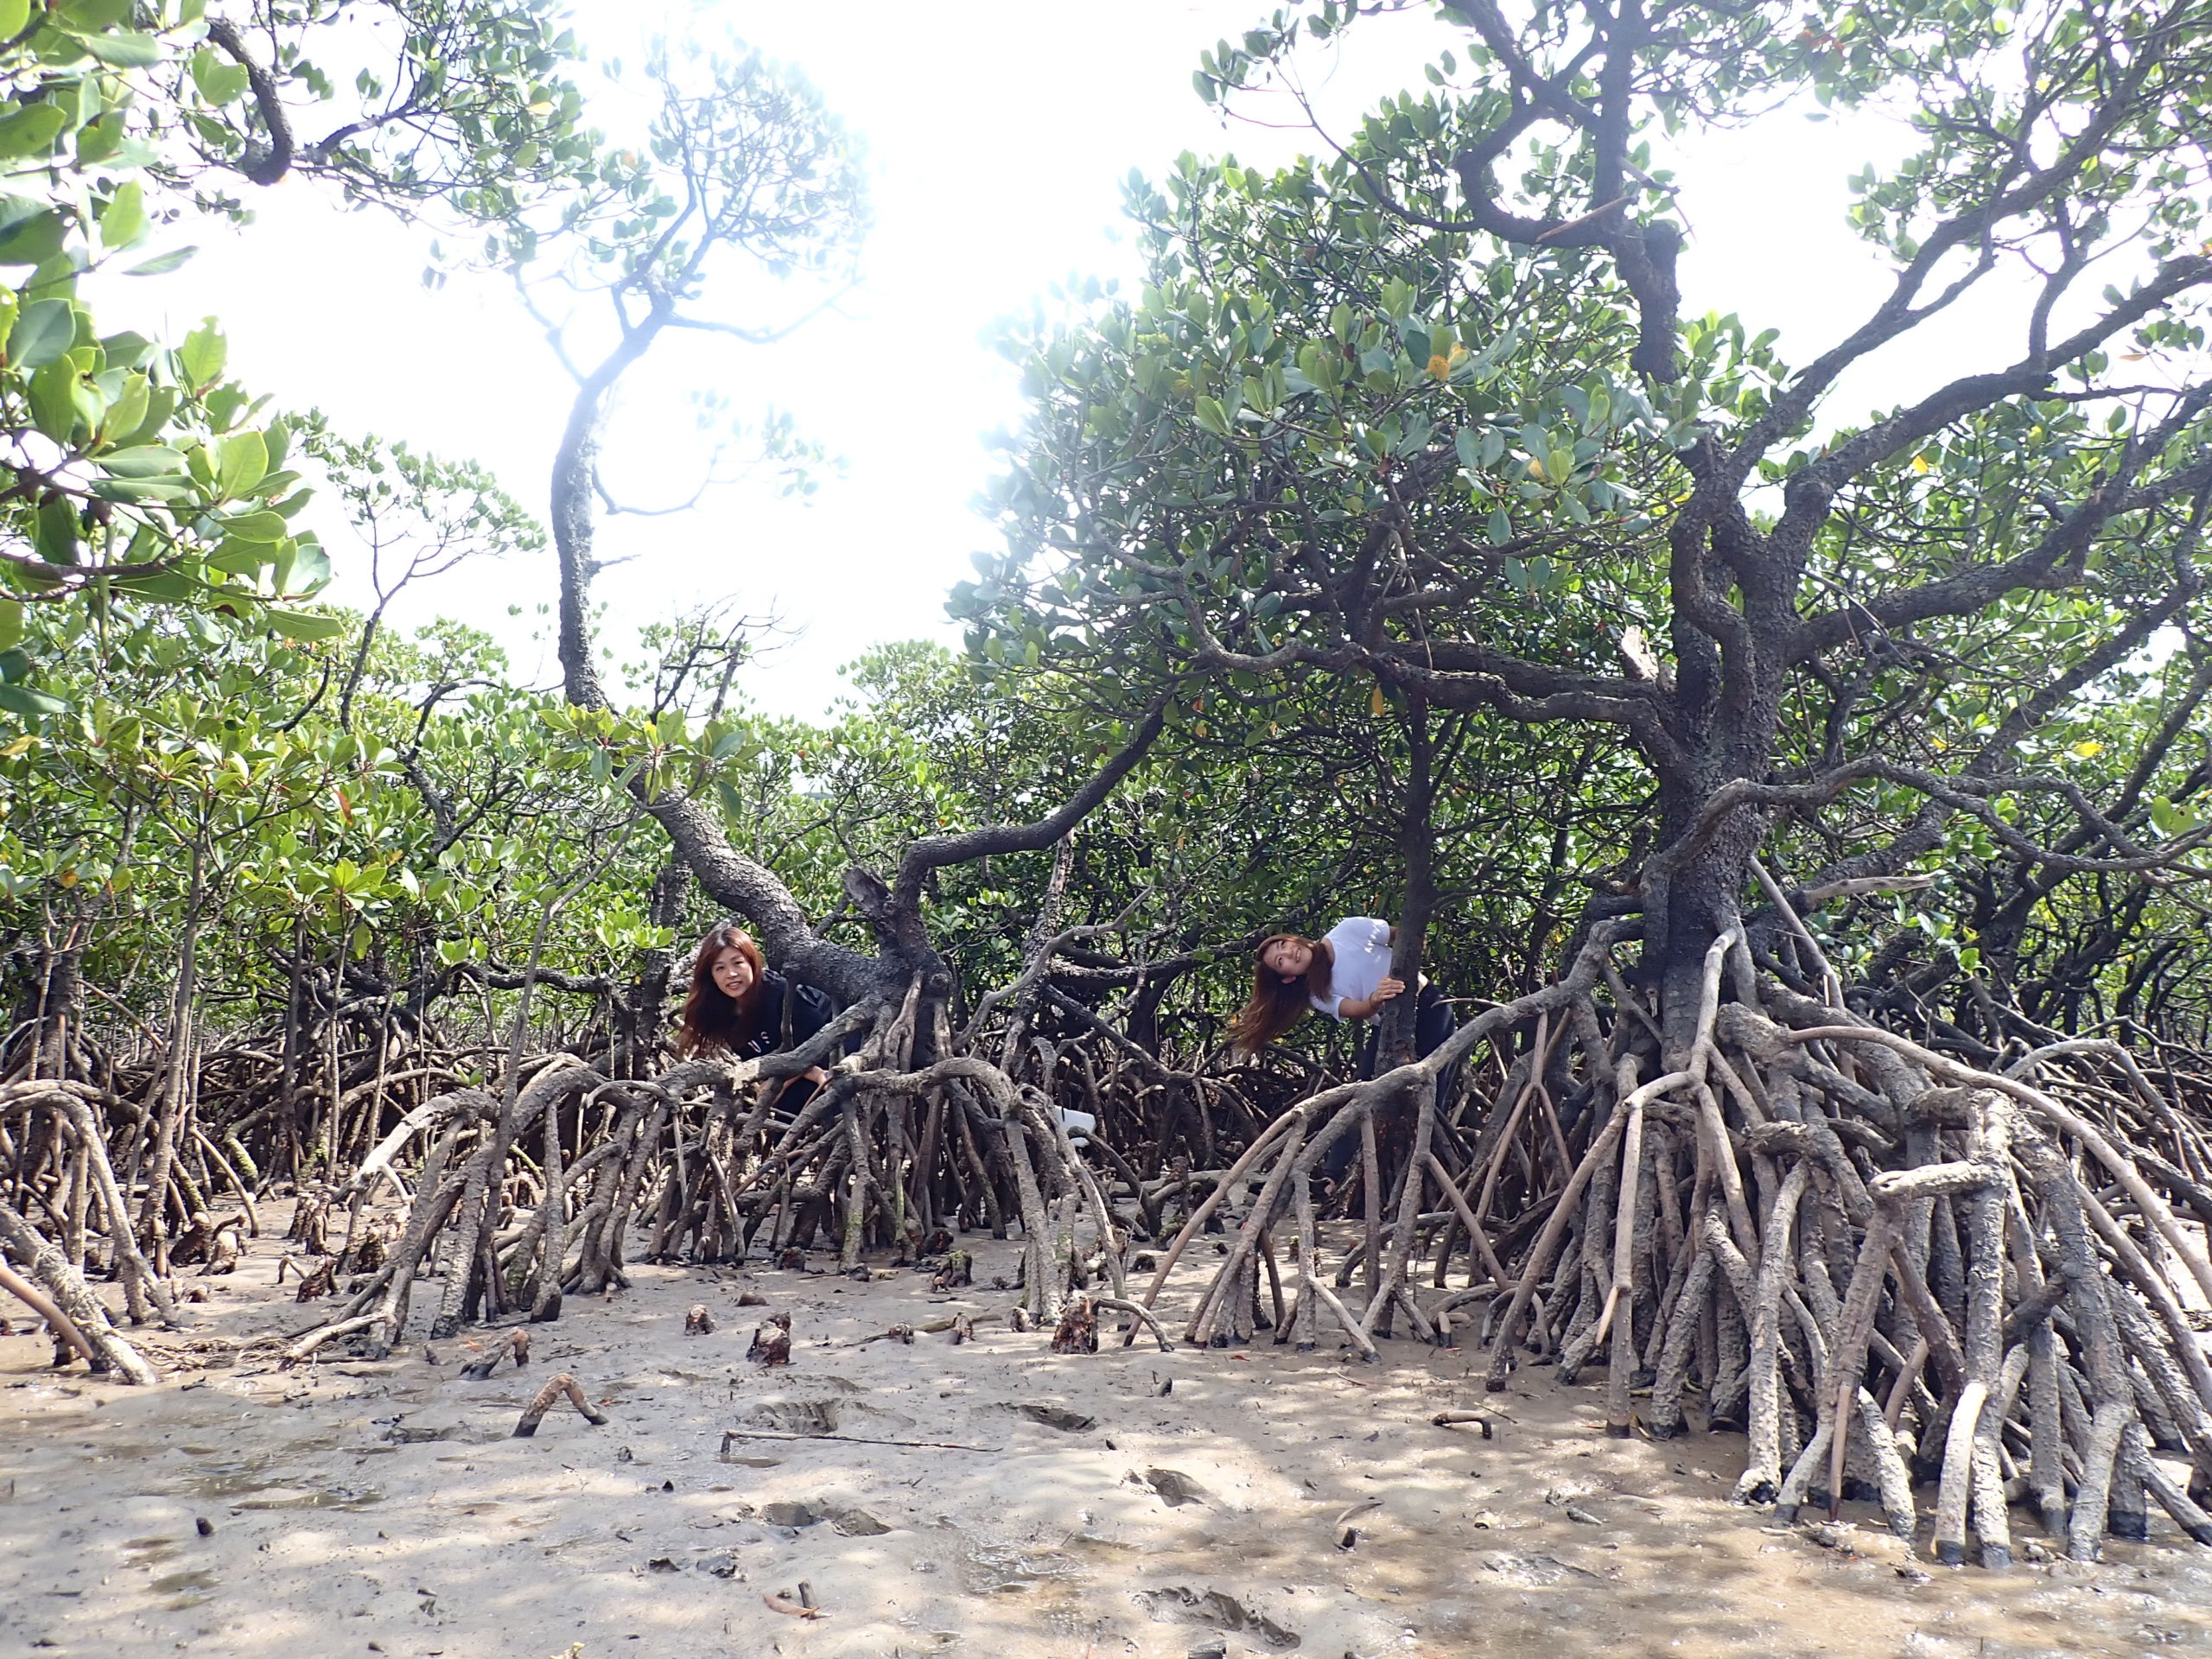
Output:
[7, 1221, 2212, 1659]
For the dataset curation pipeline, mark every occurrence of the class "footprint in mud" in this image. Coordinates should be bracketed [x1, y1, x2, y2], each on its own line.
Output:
[1135, 1468, 1212, 1508]
[160, 1462, 282, 1500]
[1478, 1550, 1600, 1586]
[741, 1398, 840, 1433]
[233, 1484, 383, 1510]
[1134, 1585, 1300, 1650]
[1013, 1403, 1096, 1432]
[151, 1567, 220, 1608]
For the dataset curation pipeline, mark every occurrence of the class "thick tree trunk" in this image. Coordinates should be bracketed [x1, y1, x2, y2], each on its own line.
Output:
[1382, 696, 1439, 1069]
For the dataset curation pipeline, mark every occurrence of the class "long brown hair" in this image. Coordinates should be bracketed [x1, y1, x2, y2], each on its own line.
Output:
[1229, 934, 1335, 1056]
[676, 922, 768, 1058]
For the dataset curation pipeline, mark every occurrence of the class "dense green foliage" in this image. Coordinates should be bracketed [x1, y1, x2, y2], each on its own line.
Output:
[6, 0, 2212, 1125]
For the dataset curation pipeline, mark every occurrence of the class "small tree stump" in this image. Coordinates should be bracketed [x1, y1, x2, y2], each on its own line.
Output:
[1051, 1295, 1099, 1354]
[685, 1304, 715, 1335]
[932, 1249, 973, 1292]
[292, 1257, 335, 1303]
[288, 1185, 334, 1255]
[748, 1313, 793, 1366]
[347, 1225, 388, 1274]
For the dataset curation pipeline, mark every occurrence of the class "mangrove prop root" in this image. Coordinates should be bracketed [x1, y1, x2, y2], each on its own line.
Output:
[1157, 926, 2212, 1567]
[13, 911, 2209, 1572]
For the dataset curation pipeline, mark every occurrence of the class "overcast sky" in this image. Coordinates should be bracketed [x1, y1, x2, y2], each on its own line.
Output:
[86, 1, 2025, 721]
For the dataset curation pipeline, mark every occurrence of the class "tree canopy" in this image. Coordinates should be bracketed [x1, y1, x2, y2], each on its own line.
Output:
[957, 0, 2212, 1033]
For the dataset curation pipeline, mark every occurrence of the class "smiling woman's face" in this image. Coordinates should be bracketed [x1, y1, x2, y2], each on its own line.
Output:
[710, 945, 757, 1001]
[1262, 938, 1313, 982]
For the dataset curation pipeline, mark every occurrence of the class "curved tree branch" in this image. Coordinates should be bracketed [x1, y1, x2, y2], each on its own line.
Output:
[204, 19, 296, 187]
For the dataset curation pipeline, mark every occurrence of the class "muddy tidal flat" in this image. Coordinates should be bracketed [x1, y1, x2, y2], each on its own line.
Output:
[6, 1226, 2212, 1657]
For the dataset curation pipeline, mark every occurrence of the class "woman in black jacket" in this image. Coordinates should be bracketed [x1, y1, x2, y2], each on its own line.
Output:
[674, 921, 836, 1099]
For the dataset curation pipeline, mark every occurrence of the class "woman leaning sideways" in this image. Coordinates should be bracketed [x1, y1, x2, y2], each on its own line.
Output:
[1230, 916, 1459, 1181]
[1230, 915, 1458, 1096]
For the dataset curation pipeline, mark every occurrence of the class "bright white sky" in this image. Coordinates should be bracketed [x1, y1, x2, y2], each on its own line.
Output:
[86, 1, 2027, 721]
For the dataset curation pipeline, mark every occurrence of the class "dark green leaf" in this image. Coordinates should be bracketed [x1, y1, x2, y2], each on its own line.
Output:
[0, 683, 66, 716]
[8, 299, 76, 369]
[0, 205, 65, 266]
[0, 105, 67, 160]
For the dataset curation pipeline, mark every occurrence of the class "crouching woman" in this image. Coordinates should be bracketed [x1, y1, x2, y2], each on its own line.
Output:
[674, 921, 836, 1101]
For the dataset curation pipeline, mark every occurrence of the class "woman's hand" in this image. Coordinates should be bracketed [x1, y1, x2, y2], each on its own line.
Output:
[1342, 977, 1406, 1020]
[804, 1065, 831, 1087]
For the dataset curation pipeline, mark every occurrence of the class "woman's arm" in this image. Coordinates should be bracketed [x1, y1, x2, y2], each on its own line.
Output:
[1337, 976, 1405, 1020]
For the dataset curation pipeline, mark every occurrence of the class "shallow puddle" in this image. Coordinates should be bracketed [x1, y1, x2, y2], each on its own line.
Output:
[232, 1484, 384, 1510]
[957, 1536, 1085, 1595]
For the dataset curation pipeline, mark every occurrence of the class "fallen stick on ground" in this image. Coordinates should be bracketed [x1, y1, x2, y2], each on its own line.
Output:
[513, 1372, 610, 1437]
[719, 1427, 999, 1452]
[918, 1311, 1001, 1334]
[1093, 1294, 1176, 1352]
[1432, 1409, 1497, 1439]
[763, 1590, 821, 1619]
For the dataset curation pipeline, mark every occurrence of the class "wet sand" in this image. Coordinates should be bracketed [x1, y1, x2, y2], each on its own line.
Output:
[5, 1222, 2212, 1657]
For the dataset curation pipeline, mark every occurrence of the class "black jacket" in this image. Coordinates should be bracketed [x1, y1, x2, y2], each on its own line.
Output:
[733, 972, 836, 1062]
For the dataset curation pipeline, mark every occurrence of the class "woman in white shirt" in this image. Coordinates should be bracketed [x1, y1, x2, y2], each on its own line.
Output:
[1230, 917, 1460, 1184]
[1229, 917, 1407, 1055]
[1234, 915, 1461, 1071]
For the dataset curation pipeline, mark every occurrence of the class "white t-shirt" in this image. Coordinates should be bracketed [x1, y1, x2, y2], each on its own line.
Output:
[1313, 917, 1392, 1021]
